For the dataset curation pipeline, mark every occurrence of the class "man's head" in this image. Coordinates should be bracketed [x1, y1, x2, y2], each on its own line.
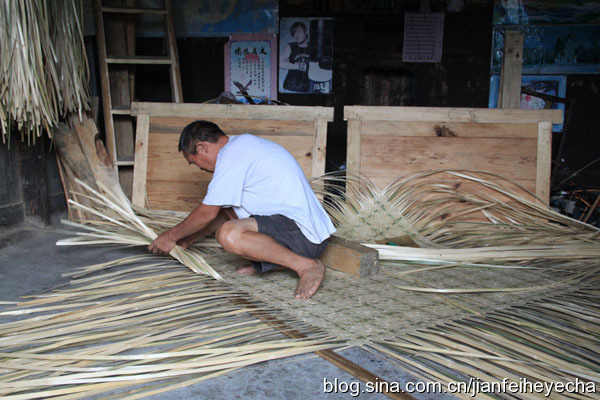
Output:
[179, 120, 227, 172]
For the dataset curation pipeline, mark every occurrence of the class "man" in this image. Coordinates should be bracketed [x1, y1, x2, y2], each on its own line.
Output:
[148, 120, 335, 299]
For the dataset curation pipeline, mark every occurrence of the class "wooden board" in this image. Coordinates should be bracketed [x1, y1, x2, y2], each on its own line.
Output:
[345, 106, 563, 205]
[319, 236, 379, 278]
[132, 102, 333, 211]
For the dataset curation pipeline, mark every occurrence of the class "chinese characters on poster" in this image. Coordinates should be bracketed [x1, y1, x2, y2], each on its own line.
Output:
[225, 34, 277, 103]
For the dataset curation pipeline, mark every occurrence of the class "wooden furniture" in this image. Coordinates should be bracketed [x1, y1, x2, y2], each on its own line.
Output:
[344, 106, 563, 204]
[94, 0, 182, 198]
[130, 102, 333, 211]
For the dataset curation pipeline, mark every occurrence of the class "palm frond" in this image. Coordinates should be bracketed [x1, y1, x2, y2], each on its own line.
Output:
[0, 257, 341, 399]
[57, 179, 222, 279]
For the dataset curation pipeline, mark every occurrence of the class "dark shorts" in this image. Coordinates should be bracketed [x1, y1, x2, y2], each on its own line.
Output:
[252, 214, 329, 273]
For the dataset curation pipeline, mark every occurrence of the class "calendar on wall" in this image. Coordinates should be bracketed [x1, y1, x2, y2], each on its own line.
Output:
[224, 34, 277, 103]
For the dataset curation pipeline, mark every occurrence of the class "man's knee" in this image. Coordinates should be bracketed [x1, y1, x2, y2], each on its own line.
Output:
[215, 221, 241, 252]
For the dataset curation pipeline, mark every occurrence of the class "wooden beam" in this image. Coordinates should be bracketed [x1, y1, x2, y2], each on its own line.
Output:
[536, 121, 552, 205]
[132, 114, 150, 208]
[346, 118, 361, 176]
[319, 236, 380, 278]
[499, 30, 524, 109]
[131, 102, 334, 121]
[344, 106, 562, 124]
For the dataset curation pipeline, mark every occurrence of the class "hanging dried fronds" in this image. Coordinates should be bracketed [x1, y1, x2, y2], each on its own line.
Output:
[0, 0, 90, 144]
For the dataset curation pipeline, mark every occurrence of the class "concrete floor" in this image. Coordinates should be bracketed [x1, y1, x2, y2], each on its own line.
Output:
[0, 216, 455, 399]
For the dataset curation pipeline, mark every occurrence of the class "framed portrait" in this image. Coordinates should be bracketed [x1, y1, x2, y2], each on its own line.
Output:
[279, 17, 333, 94]
[489, 74, 567, 132]
[224, 34, 277, 103]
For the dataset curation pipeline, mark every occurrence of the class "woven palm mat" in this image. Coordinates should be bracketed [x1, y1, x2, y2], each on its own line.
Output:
[205, 251, 562, 344]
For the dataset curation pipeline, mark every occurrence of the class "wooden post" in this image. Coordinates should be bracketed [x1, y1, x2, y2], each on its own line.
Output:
[499, 30, 524, 109]
[132, 114, 150, 208]
[536, 121, 552, 205]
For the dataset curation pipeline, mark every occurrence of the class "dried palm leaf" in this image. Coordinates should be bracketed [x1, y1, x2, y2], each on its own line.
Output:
[370, 287, 600, 400]
[311, 170, 599, 248]
[0, 257, 341, 399]
[57, 178, 222, 279]
[311, 170, 600, 293]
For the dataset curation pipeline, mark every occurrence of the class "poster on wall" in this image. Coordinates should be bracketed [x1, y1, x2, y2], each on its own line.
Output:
[224, 34, 277, 103]
[279, 17, 333, 94]
[489, 75, 567, 132]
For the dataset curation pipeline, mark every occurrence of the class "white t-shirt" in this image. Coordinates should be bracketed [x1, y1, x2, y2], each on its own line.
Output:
[202, 134, 336, 244]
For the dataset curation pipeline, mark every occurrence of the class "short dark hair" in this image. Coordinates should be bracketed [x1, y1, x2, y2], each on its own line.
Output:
[178, 120, 226, 155]
[290, 21, 307, 37]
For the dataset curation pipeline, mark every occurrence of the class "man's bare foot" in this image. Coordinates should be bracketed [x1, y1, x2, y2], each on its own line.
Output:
[294, 259, 326, 299]
[236, 264, 286, 275]
[236, 265, 259, 275]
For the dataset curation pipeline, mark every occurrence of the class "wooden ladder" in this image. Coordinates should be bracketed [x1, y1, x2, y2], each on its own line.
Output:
[93, 0, 182, 198]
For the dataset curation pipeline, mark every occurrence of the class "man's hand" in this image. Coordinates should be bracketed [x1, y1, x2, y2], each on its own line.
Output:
[148, 230, 177, 255]
[176, 237, 192, 249]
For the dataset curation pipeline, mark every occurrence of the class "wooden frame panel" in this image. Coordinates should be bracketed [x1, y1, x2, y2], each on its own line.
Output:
[132, 102, 333, 210]
[344, 106, 563, 204]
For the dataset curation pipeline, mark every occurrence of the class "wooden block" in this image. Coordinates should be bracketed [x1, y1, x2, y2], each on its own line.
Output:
[319, 236, 379, 278]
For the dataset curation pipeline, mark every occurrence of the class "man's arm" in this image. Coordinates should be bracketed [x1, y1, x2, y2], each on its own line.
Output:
[148, 203, 221, 255]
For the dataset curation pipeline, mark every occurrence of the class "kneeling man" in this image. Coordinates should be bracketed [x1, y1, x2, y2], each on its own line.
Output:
[148, 120, 335, 299]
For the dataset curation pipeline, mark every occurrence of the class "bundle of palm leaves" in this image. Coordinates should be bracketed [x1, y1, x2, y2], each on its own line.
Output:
[57, 179, 222, 279]
[0, 0, 89, 144]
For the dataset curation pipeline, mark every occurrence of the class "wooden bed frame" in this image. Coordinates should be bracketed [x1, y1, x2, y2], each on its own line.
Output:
[130, 102, 333, 211]
[344, 106, 563, 204]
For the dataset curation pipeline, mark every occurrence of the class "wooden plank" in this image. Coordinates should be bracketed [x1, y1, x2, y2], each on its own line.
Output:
[312, 119, 328, 177]
[346, 119, 361, 177]
[369, 176, 538, 204]
[360, 120, 539, 138]
[132, 114, 150, 208]
[536, 121, 552, 205]
[146, 180, 210, 211]
[500, 30, 524, 109]
[344, 106, 563, 124]
[319, 236, 379, 278]
[132, 102, 334, 121]
[147, 133, 313, 180]
[360, 136, 537, 181]
[149, 116, 314, 136]
[346, 118, 362, 202]
[146, 132, 315, 211]
[68, 114, 120, 192]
